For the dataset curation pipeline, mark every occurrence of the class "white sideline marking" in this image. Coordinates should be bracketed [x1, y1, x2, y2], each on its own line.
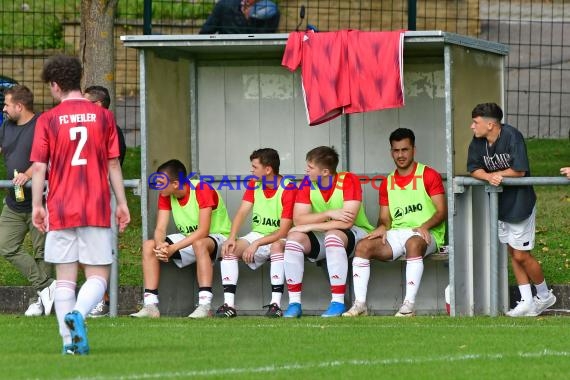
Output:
[68, 349, 569, 380]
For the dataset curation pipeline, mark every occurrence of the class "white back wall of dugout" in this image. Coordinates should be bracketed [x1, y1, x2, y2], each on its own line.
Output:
[122, 31, 509, 316]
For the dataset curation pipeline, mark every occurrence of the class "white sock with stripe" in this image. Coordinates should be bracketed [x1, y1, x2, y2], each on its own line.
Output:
[404, 257, 424, 303]
[221, 255, 239, 307]
[55, 280, 76, 345]
[351, 257, 370, 303]
[270, 252, 285, 306]
[284, 241, 305, 304]
[324, 234, 347, 304]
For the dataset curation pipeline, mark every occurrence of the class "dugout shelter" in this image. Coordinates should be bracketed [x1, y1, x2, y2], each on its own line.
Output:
[122, 31, 509, 316]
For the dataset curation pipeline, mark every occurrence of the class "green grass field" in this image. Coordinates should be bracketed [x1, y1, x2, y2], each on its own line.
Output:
[0, 315, 569, 379]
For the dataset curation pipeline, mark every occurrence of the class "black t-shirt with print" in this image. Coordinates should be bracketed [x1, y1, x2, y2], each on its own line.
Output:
[467, 123, 536, 223]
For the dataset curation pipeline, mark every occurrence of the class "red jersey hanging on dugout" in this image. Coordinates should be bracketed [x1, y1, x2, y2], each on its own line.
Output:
[282, 30, 405, 126]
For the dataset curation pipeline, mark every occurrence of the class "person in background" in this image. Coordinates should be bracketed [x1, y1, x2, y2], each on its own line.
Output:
[199, 0, 280, 34]
[560, 167, 570, 179]
[467, 102, 556, 317]
[283, 146, 374, 318]
[0, 84, 56, 317]
[216, 148, 296, 318]
[343, 128, 447, 318]
[130, 159, 231, 319]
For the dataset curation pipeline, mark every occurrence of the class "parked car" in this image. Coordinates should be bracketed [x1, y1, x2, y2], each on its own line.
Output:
[1, 75, 19, 125]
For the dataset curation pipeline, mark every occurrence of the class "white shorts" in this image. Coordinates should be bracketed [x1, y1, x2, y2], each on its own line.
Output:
[239, 231, 285, 270]
[385, 228, 437, 261]
[498, 206, 536, 251]
[166, 233, 227, 268]
[307, 226, 369, 263]
[45, 227, 113, 265]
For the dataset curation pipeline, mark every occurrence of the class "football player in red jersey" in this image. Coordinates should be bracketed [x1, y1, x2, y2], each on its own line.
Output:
[31, 55, 130, 355]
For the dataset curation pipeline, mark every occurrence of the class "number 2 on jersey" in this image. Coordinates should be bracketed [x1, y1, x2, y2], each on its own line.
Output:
[69, 126, 87, 166]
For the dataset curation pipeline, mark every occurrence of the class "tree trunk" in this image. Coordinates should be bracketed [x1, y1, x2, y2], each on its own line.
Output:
[80, 0, 118, 112]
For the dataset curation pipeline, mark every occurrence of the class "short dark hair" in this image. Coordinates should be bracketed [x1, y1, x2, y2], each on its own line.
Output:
[471, 103, 503, 122]
[389, 128, 415, 146]
[4, 85, 33, 111]
[306, 146, 339, 172]
[84, 85, 111, 109]
[250, 148, 280, 175]
[157, 159, 187, 180]
[41, 55, 82, 92]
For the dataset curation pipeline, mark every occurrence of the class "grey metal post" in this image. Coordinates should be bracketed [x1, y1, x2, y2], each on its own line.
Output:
[109, 194, 119, 317]
[486, 185, 502, 316]
[109, 179, 141, 317]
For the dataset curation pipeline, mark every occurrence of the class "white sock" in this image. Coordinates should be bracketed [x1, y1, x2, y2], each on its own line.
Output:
[270, 252, 285, 306]
[284, 241, 305, 304]
[221, 255, 239, 307]
[198, 290, 213, 306]
[324, 234, 347, 304]
[404, 257, 424, 303]
[75, 275, 107, 317]
[518, 284, 533, 303]
[534, 280, 550, 299]
[54, 280, 76, 345]
[352, 257, 370, 303]
[143, 292, 159, 305]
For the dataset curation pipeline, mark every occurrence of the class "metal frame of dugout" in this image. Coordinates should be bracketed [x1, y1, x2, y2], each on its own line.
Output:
[121, 31, 509, 317]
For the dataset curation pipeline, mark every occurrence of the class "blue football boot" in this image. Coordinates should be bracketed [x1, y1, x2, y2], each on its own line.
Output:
[321, 302, 346, 317]
[64, 310, 90, 355]
[283, 302, 302, 318]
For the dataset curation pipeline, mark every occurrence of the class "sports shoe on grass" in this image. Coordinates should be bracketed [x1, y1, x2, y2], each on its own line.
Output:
[215, 303, 237, 318]
[506, 300, 536, 317]
[283, 302, 302, 318]
[130, 303, 160, 318]
[321, 301, 346, 317]
[62, 344, 75, 355]
[188, 304, 213, 319]
[38, 280, 56, 316]
[24, 297, 43, 317]
[263, 303, 283, 318]
[395, 300, 415, 317]
[64, 311, 89, 355]
[88, 300, 110, 318]
[342, 301, 368, 317]
[528, 291, 557, 316]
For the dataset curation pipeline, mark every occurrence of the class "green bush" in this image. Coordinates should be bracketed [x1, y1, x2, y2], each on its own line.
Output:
[0, 0, 214, 50]
[116, 0, 215, 19]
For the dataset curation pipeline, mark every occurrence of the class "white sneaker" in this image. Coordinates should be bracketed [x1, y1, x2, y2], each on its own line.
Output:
[188, 304, 212, 319]
[506, 300, 537, 317]
[528, 291, 557, 316]
[130, 303, 160, 318]
[395, 300, 415, 317]
[342, 301, 368, 317]
[38, 281, 56, 315]
[25, 298, 44, 317]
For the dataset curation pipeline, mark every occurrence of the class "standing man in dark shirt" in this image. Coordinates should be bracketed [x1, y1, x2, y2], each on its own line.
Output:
[199, 0, 280, 34]
[0, 85, 56, 316]
[467, 102, 556, 317]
